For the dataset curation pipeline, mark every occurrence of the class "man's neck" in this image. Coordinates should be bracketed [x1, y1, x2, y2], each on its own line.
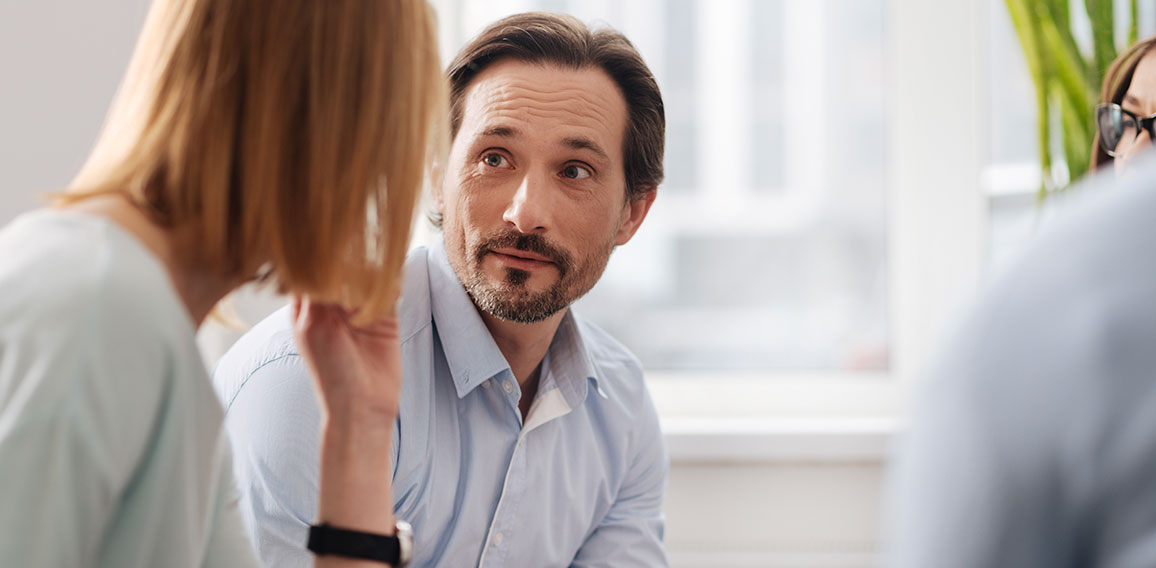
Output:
[478, 309, 566, 389]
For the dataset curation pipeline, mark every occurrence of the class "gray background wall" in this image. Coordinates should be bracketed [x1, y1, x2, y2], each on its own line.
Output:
[0, 0, 151, 225]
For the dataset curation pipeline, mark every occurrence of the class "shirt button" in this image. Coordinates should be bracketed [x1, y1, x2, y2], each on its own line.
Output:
[502, 380, 514, 394]
[492, 532, 504, 547]
[481, 381, 491, 389]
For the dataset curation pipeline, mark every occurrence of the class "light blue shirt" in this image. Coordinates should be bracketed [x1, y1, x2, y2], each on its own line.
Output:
[213, 240, 668, 567]
[888, 160, 1156, 567]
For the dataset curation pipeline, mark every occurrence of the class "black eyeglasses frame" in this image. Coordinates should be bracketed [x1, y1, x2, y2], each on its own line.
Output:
[1096, 103, 1156, 158]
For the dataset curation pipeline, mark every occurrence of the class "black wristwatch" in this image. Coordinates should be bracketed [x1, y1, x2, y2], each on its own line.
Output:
[307, 520, 413, 567]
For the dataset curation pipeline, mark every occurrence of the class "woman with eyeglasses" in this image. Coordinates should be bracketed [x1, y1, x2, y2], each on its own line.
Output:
[1094, 36, 1156, 173]
[0, 1, 444, 567]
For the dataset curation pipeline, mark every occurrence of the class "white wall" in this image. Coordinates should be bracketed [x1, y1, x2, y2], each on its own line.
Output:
[666, 461, 883, 567]
[0, 0, 152, 225]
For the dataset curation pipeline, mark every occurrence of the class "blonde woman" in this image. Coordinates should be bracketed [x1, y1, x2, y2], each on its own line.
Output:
[0, 1, 444, 567]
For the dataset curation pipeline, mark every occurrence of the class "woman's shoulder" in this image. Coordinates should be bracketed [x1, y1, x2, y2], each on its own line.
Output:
[0, 208, 189, 339]
[0, 211, 223, 522]
[0, 209, 200, 471]
[0, 209, 197, 416]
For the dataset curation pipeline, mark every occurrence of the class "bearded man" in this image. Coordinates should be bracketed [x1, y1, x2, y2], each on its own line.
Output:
[213, 12, 668, 568]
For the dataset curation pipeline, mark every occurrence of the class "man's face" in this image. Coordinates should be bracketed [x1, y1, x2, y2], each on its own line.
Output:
[436, 59, 654, 324]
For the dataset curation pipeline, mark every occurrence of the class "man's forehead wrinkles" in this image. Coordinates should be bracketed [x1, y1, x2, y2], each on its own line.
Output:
[487, 86, 615, 110]
[474, 78, 618, 118]
[479, 97, 617, 132]
[479, 75, 608, 99]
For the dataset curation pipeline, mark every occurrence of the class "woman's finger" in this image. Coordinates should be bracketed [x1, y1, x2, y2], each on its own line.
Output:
[291, 296, 304, 324]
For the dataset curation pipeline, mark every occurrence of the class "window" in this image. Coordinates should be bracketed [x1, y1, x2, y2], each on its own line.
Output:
[0, 0, 1004, 429]
[432, 0, 890, 373]
[188, 0, 986, 424]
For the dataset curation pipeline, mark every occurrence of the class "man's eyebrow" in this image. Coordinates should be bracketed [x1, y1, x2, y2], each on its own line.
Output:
[481, 125, 519, 138]
[563, 136, 609, 163]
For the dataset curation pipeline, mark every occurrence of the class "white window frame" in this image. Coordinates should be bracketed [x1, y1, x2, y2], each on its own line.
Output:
[432, 0, 992, 462]
[648, 0, 989, 462]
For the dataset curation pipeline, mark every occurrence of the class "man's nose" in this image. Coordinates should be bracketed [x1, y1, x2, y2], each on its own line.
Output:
[502, 171, 551, 234]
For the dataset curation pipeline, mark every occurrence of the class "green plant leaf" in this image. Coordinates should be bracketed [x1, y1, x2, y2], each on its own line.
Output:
[1039, 0, 1092, 84]
[1057, 82, 1092, 185]
[1131, 0, 1139, 45]
[1047, 0, 1069, 34]
[1039, 15, 1095, 151]
[1007, 0, 1054, 192]
[1007, 0, 1137, 198]
[1085, 0, 1117, 81]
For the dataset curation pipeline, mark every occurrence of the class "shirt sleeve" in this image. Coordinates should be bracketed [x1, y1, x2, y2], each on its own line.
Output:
[220, 354, 323, 568]
[570, 395, 669, 568]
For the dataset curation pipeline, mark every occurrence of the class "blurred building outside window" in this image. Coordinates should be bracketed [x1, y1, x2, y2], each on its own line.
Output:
[429, 0, 891, 374]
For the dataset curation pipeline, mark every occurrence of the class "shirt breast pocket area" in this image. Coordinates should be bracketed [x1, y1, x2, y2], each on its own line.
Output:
[525, 426, 621, 539]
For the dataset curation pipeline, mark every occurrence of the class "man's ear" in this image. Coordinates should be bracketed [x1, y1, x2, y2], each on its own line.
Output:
[614, 187, 657, 246]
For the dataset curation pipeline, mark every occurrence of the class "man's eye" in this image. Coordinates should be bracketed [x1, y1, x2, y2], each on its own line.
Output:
[561, 164, 592, 179]
[482, 153, 509, 168]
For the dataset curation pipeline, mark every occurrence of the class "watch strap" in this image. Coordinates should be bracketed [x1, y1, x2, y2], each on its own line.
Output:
[307, 523, 402, 565]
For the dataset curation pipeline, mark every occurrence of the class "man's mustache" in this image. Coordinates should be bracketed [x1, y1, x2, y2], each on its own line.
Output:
[474, 232, 573, 278]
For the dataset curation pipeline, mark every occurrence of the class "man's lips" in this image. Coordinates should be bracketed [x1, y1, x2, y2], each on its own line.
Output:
[491, 247, 554, 263]
[489, 247, 556, 269]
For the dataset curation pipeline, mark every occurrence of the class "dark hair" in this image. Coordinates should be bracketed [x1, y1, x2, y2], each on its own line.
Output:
[432, 12, 664, 228]
[1092, 36, 1156, 169]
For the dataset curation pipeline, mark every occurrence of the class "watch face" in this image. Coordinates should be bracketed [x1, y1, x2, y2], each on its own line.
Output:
[396, 520, 414, 566]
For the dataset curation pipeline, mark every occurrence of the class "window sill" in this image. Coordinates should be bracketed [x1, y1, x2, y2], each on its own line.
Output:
[663, 416, 899, 464]
[648, 372, 905, 464]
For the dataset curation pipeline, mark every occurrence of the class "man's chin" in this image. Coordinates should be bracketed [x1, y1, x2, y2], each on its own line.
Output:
[469, 280, 571, 324]
[479, 268, 557, 293]
[480, 285, 555, 307]
[485, 306, 563, 324]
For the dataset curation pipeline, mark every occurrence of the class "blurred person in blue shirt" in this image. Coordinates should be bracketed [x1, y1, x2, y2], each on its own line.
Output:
[889, 35, 1156, 564]
[213, 12, 669, 568]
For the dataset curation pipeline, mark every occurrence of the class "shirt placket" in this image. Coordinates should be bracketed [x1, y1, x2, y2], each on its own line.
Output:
[478, 376, 530, 567]
[477, 431, 529, 567]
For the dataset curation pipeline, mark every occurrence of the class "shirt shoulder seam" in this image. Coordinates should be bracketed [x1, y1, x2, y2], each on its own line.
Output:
[224, 352, 303, 410]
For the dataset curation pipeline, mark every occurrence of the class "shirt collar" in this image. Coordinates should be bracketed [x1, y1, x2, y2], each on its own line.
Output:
[428, 240, 512, 398]
[547, 308, 609, 406]
[427, 239, 610, 403]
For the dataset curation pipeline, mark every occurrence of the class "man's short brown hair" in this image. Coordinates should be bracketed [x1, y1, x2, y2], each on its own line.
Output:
[446, 12, 665, 201]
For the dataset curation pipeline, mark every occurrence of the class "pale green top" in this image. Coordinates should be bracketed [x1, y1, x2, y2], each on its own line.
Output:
[0, 209, 261, 567]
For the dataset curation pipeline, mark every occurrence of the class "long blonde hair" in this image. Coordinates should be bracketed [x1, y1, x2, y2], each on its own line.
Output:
[63, 0, 447, 319]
